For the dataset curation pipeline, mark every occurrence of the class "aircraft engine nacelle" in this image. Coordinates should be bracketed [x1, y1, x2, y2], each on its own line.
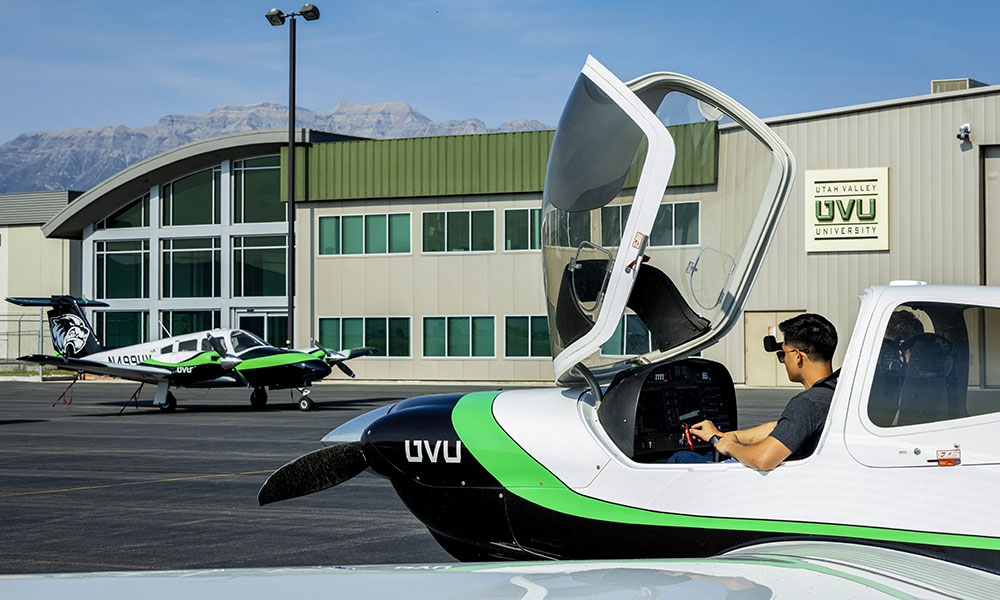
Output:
[359, 394, 517, 559]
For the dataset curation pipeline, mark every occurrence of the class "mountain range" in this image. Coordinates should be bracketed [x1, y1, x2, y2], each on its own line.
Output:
[0, 101, 550, 194]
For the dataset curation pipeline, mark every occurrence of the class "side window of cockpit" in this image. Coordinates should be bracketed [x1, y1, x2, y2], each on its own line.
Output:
[177, 339, 197, 352]
[868, 302, 1000, 427]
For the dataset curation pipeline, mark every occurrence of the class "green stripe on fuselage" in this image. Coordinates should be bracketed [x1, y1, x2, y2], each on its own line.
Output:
[451, 391, 1000, 552]
[144, 353, 220, 368]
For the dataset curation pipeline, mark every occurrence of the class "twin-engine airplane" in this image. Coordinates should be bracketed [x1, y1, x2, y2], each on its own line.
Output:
[258, 56, 1000, 572]
[6, 296, 375, 411]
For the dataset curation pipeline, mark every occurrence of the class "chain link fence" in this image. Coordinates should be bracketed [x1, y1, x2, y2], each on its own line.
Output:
[0, 310, 48, 375]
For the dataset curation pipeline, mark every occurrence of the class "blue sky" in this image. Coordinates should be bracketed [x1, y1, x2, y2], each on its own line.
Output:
[1, 0, 998, 144]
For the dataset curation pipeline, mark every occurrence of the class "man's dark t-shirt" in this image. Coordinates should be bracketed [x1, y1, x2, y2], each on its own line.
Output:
[769, 369, 840, 460]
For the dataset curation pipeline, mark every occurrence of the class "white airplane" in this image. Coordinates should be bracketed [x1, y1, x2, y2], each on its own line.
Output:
[2, 541, 999, 598]
[6, 296, 375, 411]
[258, 56, 1000, 573]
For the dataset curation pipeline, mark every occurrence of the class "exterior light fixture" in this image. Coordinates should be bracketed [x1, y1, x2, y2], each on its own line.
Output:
[265, 8, 286, 26]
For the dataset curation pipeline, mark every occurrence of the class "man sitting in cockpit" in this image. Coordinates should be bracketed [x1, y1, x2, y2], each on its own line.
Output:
[671, 314, 839, 471]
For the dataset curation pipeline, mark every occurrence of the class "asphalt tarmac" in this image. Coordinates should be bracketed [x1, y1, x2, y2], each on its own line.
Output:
[0, 379, 793, 575]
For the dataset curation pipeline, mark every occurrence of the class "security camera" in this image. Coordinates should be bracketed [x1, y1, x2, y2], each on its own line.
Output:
[957, 123, 971, 141]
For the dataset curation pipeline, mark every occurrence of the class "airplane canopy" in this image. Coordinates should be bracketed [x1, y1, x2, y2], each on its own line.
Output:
[542, 57, 795, 386]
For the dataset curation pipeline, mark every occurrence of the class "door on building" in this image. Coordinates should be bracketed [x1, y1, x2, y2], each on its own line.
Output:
[235, 311, 288, 349]
[744, 311, 805, 387]
[982, 147, 1000, 386]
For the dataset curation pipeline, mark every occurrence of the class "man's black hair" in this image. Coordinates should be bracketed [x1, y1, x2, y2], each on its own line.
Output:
[779, 313, 837, 362]
[886, 309, 924, 342]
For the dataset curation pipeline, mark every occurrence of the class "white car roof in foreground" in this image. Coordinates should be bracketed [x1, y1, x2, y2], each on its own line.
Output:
[2, 542, 997, 599]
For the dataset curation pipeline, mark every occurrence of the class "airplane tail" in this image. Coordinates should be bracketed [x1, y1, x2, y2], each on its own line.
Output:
[5, 296, 108, 358]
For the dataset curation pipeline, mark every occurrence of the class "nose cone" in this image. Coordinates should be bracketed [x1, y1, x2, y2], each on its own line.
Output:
[302, 357, 332, 382]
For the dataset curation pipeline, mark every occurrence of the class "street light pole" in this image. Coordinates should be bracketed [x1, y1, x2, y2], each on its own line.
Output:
[266, 4, 320, 349]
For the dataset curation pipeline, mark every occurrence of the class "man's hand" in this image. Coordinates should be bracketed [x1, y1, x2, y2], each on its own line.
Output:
[689, 420, 722, 442]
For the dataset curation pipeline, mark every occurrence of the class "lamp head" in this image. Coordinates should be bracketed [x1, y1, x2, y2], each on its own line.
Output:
[266, 8, 287, 26]
[300, 3, 320, 20]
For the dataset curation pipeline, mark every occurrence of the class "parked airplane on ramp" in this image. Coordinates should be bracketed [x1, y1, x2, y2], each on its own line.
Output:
[5, 296, 375, 411]
[258, 56, 1000, 571]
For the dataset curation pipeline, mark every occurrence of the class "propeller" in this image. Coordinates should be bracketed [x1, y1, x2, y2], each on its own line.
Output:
[257, 442, 367, 506]
[311, 339, 378, 379]
[206, 334, 248, 386]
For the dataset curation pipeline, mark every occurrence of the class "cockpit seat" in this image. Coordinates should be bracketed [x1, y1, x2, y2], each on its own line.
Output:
[896, 333, 957, 426]
[628, 263, 709, 352]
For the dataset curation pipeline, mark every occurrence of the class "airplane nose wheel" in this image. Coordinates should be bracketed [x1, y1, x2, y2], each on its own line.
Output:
[250, 387, 268, 410]
[297, 387, 314, 411]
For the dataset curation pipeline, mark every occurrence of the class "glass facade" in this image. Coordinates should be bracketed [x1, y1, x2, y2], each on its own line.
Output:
[602, 315, 652, 356]
[161, 167, 221, 226]
[97, 194, 149, 230]
[162, 238, 221, 298]
[95, 311, 148, 349]
[160, 310, 220, 337]
[233, 235, 286, 297]
[95, 240, 149, 299]
[233, 156, 283, 223]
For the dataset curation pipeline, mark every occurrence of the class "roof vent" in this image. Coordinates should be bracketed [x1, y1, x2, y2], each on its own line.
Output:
[931, 78, 988, 94]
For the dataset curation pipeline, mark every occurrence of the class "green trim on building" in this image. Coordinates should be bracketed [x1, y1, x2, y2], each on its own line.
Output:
[451, 391, 1000, 552]
[282, 124, 717, 203]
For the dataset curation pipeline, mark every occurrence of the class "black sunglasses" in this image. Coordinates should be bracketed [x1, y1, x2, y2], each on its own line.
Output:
[776, 347, 809, 364]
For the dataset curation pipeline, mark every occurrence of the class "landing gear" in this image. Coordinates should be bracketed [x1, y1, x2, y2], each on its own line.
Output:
[159, 391, 177, 412]
[297, 387, 314, 411]
[250, 387, 268, 410]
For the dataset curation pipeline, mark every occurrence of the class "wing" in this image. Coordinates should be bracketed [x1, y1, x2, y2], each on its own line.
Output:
[17, 354, 171, 383]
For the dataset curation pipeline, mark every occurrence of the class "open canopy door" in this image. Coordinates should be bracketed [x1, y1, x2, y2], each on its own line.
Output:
[542, 57, 795, 386]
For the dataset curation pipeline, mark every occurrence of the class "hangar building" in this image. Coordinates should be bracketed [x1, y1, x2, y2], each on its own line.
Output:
[32, 79, 1000, 385]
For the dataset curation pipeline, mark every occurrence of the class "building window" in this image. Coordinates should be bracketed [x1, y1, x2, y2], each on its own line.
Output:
[504, 208, 541, 251]
[233, 156, 283, 224]
[95, 240, 149, 299]
[318, 213, 410, 255]
[96, 194, 149, 230]
[547, 209, 592, 248]
[161, 167, 221, 226]
[318, 317, 410, 357]
[422, 210, 494, 253]
[162, 238, 221, 298]
[601, 314, 652, 356]
[94, 311, 148, 349]
[232, 235, 286, 297]
[600, 202, 700, 247]
[505, 315, 550, 357]
[423, 316, 495, 357]
[160, 310, 220, 337]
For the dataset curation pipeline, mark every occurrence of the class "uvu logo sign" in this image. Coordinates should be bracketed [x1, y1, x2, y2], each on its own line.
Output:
[805, 167, 889, 252]
[405, 439, 462, 463]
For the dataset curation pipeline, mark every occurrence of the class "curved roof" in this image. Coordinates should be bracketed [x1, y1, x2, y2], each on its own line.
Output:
[43, 129, 362, 239]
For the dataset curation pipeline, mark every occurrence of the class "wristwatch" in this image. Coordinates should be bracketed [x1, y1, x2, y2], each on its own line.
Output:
[709, 434, 721, 445]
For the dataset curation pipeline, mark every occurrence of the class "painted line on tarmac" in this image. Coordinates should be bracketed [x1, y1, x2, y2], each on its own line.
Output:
[0, 470, 273, 497]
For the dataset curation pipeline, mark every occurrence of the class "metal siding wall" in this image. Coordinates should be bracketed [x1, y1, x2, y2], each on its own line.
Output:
[710, 93, 1000, 382]
[0, 192, 73, 225]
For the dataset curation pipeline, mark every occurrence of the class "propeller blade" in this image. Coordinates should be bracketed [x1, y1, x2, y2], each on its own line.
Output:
[207, 334, 229, 357]
[335, 362, 356, 378]
[257, 442, 367, 506]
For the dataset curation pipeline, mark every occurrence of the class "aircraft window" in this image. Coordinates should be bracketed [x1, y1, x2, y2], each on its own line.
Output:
[231, 330, 265, 353]
[200, 338, 212, 352]
[177, 339, 198, 351]
[868, 302, 1000, 427]
[160, 345, 172, 354]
